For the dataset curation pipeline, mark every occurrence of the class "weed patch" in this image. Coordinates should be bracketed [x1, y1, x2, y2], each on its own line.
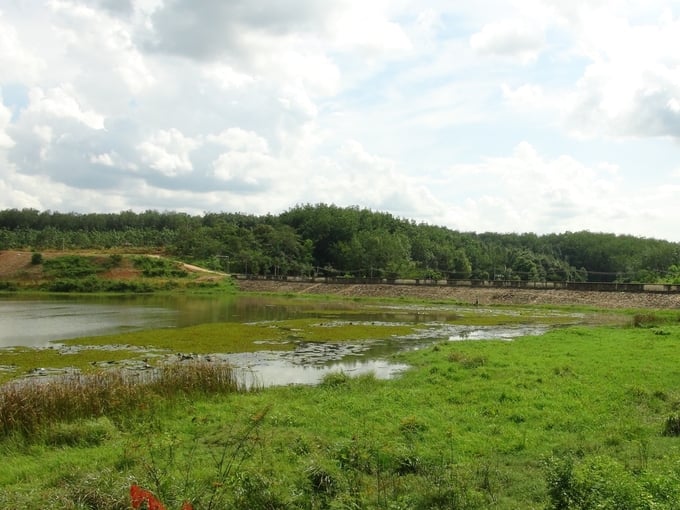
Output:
[662, 414, 680, 437]
[133, 256, 187, 278]
[0, 361, 241, 438]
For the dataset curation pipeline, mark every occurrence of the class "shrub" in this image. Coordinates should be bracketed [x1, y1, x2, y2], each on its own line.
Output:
[31, 252, 43, 265]
[543, 455, 673, 510]
[43, 255, 99, 278]
[46, 275, 104, 292]
[663, 414, 680, 437]
[632, 313, 659, 328]
[320, 371, 350, 388]
[0, 280, 18, 291]
[108, 253, 123, 267]
[305, 463, 339, 497]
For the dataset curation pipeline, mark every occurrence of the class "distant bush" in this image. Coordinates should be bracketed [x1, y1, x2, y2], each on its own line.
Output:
[107, 253, 123, 268]
[46, 276, 103, 292]
[43, 255, 99, 278]
[31, 252, 43, 265]
[0, 280, 18, 291]
[44, 277, 156, 293]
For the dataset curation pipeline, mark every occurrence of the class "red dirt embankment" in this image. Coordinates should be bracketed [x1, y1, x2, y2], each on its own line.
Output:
[0, 251, 222, 281]
[236, 279, 680, 309]
[0, 251, 35, 276]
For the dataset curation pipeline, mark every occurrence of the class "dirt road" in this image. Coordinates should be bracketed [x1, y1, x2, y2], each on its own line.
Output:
[236, 279, 680, 309]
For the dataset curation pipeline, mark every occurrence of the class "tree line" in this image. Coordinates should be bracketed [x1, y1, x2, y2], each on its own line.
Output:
[1, 205, 679, 284]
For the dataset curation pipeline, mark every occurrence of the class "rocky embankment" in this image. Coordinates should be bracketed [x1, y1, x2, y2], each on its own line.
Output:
[236, 279, 680, 309]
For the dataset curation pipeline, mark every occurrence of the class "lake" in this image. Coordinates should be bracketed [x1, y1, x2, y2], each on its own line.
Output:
[0, 294, 563, 386]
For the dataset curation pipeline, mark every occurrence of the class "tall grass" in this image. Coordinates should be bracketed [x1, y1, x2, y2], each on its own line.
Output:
[0, 362, 242, 438]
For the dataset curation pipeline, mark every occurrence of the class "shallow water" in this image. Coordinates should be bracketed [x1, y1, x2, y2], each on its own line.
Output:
[0, 300, 175, 347]
[0, 294, 570, 386]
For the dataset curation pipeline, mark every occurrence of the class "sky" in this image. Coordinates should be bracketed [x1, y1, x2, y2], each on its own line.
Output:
[1, 1, 680, 241]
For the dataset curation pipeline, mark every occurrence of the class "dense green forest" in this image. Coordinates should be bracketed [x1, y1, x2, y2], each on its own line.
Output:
[1, 205, 679, 283]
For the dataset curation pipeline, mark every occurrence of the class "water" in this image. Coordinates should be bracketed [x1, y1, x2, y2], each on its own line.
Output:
[0, 300, 175, 347]
[0, 295, 565, 386]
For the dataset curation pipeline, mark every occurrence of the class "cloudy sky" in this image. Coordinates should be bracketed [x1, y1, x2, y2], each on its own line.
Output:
[1, 1, 680, 241]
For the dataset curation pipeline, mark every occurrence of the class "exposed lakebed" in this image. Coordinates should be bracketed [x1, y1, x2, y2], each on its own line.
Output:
[0, 294, 597, 386]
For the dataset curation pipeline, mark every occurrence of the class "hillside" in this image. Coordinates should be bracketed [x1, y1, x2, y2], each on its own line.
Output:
[0, 250, 226, 291]
[2, 206, 680, 284]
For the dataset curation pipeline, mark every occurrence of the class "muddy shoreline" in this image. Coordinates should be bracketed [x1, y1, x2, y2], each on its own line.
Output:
[236, 279, 680, 309]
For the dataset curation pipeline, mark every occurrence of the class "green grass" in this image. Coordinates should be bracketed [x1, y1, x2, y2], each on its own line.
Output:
[3, 312, 680, 508]
[62, 319, 420, 353]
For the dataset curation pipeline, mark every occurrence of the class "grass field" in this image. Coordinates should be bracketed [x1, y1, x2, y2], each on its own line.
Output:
[1, 308, 680, 508]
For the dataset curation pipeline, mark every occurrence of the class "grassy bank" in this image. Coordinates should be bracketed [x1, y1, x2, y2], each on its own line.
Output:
[0, 251, 234, 294]
[2, 311, 680, 508]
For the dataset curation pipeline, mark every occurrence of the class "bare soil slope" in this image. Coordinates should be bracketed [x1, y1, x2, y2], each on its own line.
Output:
[0, 251, 32, 277]
[0, 250, 221, 282]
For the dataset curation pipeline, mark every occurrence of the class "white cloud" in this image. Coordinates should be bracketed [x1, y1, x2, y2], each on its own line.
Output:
[202, 64, 254, 90]
[304, 140, 445, 219]
[502, 83, 548, 110]
[0, 11, 44, 83]
[137, 128, 199, 176]
[47, 0, 155, 94]
[278, 86, 318, 119]
[558, 6, 680, 139]
[470, 19, 545, 63]
[329, 2, 412, 54]
[90, 152, 115, 166]
[2, 0, 680, 242]
[0, 96, 15, 149]
[209, 128, 277, 185]
[208, 128, 269, 153]
[27, 86, 105, 130]
[435, 141, 680, 240]
[212, 152, 276, 184]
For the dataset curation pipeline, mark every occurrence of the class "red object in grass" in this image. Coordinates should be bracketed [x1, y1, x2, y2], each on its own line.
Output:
[130, 484, 167, 510]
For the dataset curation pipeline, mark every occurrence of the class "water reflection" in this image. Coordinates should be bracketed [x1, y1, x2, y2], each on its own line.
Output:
[0, 294, 466, 348]
[0, 294, 568, 386]
[226, 350, 410, 388]
[0, 300, 175, 347]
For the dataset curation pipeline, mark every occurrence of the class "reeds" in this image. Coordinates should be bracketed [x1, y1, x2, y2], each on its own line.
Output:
[0, 361, 242, 438]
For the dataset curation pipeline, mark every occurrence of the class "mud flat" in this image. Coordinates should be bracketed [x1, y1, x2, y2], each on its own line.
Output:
[236, 279, 680, 309]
